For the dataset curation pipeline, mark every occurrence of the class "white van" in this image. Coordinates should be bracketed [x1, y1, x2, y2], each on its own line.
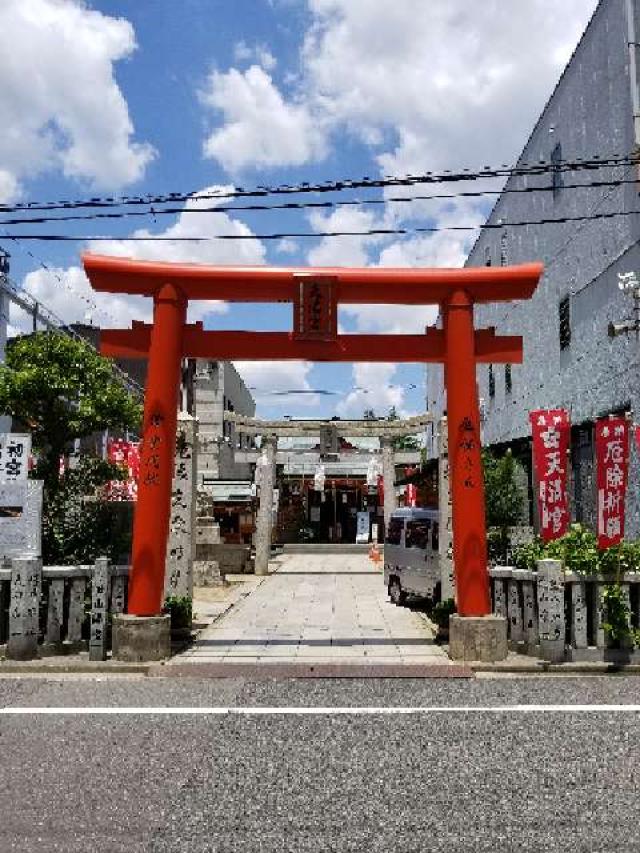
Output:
[383, 507, 441, 606]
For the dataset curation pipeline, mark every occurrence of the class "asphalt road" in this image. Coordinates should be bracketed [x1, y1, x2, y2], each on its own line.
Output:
[1, 675, 639, 852]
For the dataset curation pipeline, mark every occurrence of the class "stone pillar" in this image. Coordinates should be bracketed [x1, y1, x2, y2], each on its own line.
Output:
[89, 556, 110, 662]
[194, 514, 223, 586]
[536, 558, 566, 662]
[254, 437, 276, 575]
[437, 416, 454, 602]
[7, 557, 42, 660]
[380, 437, 397, 537]
[164, 412, 198, 602]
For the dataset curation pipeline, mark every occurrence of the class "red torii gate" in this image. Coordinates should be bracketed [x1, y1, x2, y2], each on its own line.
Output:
[83, 253, 542, 619]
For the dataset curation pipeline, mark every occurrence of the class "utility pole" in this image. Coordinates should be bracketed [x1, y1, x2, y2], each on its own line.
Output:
[0, 248, 10, 362]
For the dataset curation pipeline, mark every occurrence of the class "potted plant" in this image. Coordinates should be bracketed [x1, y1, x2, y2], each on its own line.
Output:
[431, 598, 456, 642]
[163, 595, 193, 642]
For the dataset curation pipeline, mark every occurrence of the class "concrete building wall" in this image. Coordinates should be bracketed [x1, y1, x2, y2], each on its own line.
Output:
[193, 360, 255, 484]
[427, 0, 640, 535]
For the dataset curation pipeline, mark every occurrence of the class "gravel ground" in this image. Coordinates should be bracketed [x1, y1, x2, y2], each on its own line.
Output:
[1, 675, 639, 852]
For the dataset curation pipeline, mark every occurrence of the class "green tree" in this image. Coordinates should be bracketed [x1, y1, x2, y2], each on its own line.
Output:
[0, 331, 141, 488]
[43, 456, 131, 564]
[482, 448, 525, 529]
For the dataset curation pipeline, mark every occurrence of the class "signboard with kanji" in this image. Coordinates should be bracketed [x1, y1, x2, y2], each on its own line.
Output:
[595, 416, 629, 549]
[293, 277, 337, 340]
[0, 434, 31, 483]
[530, 410, 570, 542]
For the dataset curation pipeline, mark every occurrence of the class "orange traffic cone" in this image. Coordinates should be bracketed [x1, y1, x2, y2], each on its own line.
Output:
[369, 543, 381, 564]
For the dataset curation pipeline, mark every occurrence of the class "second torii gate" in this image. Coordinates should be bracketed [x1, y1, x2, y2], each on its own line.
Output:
[83, 253, 542, 621]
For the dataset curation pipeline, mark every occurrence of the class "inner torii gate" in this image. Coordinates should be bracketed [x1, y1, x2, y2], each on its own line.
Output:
[83, 253, 542, 621]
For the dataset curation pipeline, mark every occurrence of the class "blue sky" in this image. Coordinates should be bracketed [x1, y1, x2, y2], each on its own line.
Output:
[0, 0, 599, 418]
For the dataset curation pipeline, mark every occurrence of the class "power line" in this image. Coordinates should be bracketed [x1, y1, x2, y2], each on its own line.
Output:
[1, 176, 639, 228]
[0, 153, 634, 215]
[4, 205, 640, 243]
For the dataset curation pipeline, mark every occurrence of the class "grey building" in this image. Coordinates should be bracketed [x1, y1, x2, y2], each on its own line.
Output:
[427, 0, 640, 535]
[192, 360, 256, 486]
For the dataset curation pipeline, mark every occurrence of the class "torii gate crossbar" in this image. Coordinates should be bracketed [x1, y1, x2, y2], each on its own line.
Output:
[83, 253, 542, 619]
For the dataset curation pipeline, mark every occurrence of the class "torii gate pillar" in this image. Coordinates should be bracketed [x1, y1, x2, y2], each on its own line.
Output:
[128, 283, 186, 616]
[444, 290, 490, 617]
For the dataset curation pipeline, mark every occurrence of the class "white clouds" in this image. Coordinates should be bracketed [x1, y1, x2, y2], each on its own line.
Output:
[0, 0, 154, 196]
[232, 360, 318, 410]
[336, 363, 404, 419]
[233, 41, 277, 71]
[302, 0, 598, 177]
[13, 186, 267, 332]
[203, 0, 597, 187]
[11, 265, 152, 334]
[201, 65, 326, 173]
[306, 206, 386, 268]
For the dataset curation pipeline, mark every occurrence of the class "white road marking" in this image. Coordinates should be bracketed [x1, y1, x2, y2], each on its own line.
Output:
[1, 705, 640, 715]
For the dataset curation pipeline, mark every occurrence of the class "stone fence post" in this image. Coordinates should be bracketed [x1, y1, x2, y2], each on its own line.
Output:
[89, 556, 110, 662]
[7, 557, 42, 660]
[536, 558, 566, 662]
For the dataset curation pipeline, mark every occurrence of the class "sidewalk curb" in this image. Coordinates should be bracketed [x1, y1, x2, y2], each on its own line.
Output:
[0, 661, 150, 675]
[470, 661, 640, 675]
[148, 662, 475, 679]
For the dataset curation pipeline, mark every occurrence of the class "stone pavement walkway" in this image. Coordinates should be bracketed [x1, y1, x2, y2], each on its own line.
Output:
[173, 552, 449, 666]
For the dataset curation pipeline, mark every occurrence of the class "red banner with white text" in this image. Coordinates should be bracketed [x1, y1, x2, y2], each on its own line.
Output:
[106, 438, 140, 501]
[530, 409, 571, 542]
[596, 416, 630, 549]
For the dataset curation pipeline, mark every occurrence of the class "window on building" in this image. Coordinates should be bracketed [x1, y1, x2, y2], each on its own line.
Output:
[551, 141, 563, 197]
[484, 245, 492, 267]
[431, 522, 439, 551]
[488, 364, 495, 398]
[500, 231, 508, 266]
[559, 295, 571, 350]
[405, 519, 430, 549]
[505, 363, 512, 394]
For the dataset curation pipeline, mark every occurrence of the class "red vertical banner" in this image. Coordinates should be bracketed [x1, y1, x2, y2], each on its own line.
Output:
[530, 409, 571, 542]
[107, 438, 141, 501]
[596, 416, 629, 549]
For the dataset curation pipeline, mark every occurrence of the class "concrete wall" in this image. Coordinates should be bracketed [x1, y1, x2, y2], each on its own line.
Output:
[428, 0, 640, 536]
[193, 360, 256, 484]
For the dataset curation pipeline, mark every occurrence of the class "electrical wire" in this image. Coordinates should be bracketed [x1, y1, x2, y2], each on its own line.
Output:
[1, 175, 638, 228]
[4, 206, 640, 242]
[0, 153, 634, 215]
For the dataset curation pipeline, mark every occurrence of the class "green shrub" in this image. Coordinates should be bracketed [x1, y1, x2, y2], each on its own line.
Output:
[432, 597, 456, 628]
[511, 523, 640, 576]
[164, 595, 192, 631]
